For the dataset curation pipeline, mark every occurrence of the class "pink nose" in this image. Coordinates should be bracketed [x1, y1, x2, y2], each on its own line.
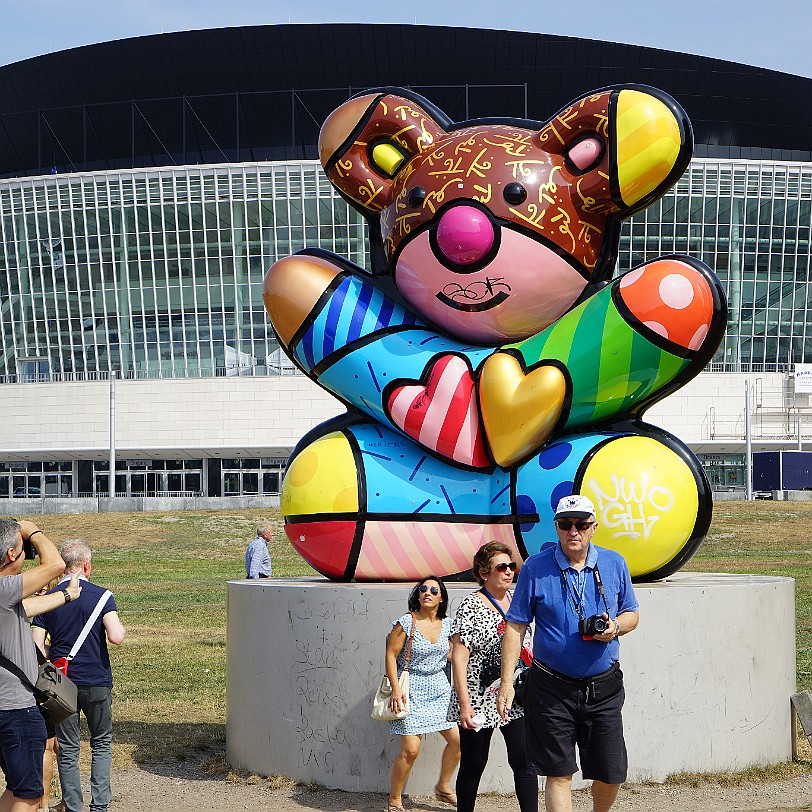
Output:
[435, 206, 495, 266]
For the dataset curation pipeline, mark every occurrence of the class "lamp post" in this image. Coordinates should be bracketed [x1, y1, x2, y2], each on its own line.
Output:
[109, 371, 116, 498]
[798, 411, 803, 451]
[745, 379, 752, 501]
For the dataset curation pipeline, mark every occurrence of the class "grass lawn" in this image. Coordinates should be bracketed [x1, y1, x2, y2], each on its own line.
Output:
[18, 509, 310, 767]
[16, 501, 812, 774]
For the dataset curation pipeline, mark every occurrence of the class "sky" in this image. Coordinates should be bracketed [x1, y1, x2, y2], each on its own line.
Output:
[3, 0, 812, 79]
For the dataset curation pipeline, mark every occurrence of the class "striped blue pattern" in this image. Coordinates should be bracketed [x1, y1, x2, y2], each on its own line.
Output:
[294, 275, 420, 370]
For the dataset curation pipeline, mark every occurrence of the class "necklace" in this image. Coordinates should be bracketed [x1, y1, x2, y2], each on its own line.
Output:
[416, 614, 442, 643]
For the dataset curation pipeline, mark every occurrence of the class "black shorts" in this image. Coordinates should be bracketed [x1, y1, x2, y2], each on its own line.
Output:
[523, 663, 628, 784]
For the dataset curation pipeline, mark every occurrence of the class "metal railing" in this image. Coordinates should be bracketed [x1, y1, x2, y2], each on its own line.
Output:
[0, 363, 301, 385]
[4, 361, 801, 385]
[704, 362, 796, 374]
[74, 490, 204, 498]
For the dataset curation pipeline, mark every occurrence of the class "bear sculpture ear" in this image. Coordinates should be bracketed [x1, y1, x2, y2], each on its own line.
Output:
[318, 91, 448, 213]
[609, 86, 693, 212]
[537, 85, 693, 217]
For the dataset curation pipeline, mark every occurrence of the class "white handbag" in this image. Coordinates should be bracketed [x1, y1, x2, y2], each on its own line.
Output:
[371, 612, 416, 722]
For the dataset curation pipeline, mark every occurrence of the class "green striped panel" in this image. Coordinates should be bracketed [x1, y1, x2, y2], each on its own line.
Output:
[506, 284, 694, 429]
[505, 306, 575, 363]
[588, 302, 636, 423]
[514, 292, 611, 375]
[562, 294, 613, 423]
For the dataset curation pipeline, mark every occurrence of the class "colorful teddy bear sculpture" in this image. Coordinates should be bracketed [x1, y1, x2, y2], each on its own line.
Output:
[264, 85, 727, 582]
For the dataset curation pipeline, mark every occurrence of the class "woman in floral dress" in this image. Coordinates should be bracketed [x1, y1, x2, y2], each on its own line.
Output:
[448, 542, 537, 812]
[385, 576, 460, 812]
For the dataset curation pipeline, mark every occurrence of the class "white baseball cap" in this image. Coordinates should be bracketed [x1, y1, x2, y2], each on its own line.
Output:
[554, 494, 596, 520]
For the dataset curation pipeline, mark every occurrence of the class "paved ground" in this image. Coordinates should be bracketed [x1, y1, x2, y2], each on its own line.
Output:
[92, 757, 812, 812]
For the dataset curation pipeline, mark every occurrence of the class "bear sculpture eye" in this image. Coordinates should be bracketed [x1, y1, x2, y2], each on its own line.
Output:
[408, 186, 427, 208]
[371, 141, 408, 177]
[567, 136, 604, 172]
[503, 183, 527, 205]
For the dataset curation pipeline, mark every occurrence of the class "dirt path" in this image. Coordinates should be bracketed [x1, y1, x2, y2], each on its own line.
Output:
[97, 757, 812, 812]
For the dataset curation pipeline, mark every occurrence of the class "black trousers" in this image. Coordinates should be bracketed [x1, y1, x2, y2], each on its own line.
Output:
[456, 718, 538, 812]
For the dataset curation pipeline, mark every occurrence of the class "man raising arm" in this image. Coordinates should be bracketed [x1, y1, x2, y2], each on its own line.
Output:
[0, 519, 66, 812]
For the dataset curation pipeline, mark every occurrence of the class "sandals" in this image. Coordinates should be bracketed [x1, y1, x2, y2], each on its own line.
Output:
[434, 788, 457, 807]
[388, 787, 456, 811]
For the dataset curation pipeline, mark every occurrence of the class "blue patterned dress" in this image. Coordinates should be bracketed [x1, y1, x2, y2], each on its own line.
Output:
[389, 613, 455, 736]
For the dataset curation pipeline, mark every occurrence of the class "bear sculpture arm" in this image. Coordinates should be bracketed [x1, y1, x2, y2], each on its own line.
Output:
[264, 248, 725, 470]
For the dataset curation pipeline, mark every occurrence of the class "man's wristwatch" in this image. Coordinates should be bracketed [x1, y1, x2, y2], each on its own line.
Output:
[613, 619, 620, 638]
[61, 589, 72, 604]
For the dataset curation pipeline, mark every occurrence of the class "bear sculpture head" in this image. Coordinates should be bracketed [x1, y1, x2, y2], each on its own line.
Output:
[318, 86, 692, 344]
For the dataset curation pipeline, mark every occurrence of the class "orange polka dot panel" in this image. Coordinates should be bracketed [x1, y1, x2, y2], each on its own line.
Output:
[618, 259, 715, 350]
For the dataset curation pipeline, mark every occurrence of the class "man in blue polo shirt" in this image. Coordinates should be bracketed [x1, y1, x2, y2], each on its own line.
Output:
[497, 495, 639, 812]
[32, 540, 125, 812]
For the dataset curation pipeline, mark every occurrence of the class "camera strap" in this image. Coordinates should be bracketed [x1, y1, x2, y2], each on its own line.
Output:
[592, 564, 610, 615]
[559, 560, 610, 621]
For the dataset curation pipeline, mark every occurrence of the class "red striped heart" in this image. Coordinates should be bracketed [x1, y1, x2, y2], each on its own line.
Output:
[386, 354, 489, 468]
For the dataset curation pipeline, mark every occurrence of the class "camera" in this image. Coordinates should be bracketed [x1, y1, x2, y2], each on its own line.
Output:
[22, 537, 36, 559]
[579, 615, 609, 639]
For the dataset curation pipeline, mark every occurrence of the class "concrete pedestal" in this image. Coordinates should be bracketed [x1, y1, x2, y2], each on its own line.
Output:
[226, 573, 795, 792]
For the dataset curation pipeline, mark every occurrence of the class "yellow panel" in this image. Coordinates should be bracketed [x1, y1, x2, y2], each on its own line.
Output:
[371, 141, 407, 177]
[580, 436, 699, 578]
[616, 90, 681, 206]
[282, 432, 359, 516]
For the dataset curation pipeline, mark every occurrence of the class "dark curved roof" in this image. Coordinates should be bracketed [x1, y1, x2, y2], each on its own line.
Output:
[0, 23, 810, 178]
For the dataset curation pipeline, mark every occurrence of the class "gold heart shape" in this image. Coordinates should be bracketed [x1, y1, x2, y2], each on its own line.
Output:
[479, 353, 568, 467]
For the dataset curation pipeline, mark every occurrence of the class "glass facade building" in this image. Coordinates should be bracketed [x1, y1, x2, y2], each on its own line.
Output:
[2, 157, 811, 381]
[0, 163, 366, 380]
[0, 24, 810, 497]
[620, 160, 812, 372]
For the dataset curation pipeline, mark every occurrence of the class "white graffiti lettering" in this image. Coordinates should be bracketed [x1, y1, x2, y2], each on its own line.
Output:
[590, 474, 674, 540]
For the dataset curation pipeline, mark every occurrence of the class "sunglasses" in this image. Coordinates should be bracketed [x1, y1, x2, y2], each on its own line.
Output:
[419, 585, 440, 595]
[556, 520, 595, 532]
[493, 562, 518, 573]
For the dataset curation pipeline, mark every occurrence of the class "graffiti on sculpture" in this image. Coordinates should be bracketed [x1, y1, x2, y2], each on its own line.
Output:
[264, 85, 727, 582]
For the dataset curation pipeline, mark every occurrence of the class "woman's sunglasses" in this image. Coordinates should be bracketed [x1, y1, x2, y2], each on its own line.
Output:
[556, 520, 595, 532]
[419, 585, 440, 595]
[493, 562, 518, 573]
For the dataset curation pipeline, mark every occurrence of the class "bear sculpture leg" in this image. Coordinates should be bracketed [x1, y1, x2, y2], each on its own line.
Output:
[281, 418, 709, 582]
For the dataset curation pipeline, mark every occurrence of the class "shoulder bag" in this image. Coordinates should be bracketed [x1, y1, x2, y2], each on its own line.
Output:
[0, 648, 78, 725]
[371, 612, 416, 722]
